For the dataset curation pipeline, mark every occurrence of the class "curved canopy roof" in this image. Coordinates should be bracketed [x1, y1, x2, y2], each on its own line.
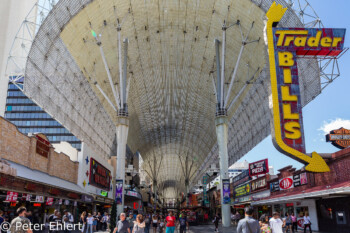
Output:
[24, 0, 320, 199]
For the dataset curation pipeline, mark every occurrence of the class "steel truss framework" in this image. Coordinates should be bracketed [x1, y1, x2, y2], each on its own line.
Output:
[4, 0, 343, 199]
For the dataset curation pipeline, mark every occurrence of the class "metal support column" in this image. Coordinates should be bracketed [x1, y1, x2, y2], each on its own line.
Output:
[185, 179, 190, 207]
[215, 115, 230, 227]
[153, 180, 157, 210]
[116, 116, 129, 218]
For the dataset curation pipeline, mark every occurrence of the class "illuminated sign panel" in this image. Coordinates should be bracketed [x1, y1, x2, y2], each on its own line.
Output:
[90, 158, 111, 191]
[266, 3, 346, 172]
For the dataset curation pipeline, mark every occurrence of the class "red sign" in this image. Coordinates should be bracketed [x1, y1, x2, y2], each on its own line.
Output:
[6, 191, 18, 202]
[133, 202, 139, 210]
[33, 203, 42, 207]
[279, 177, 294, 190]
[90, 158, 111, 190]
[46, 197, 54, 206]
[35, 134, 51, 157]
[286, 203, 294, 207]
[249, 159, 269, 177]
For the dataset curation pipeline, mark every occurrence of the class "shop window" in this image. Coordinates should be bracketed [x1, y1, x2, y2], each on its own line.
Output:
[336, 211, 346, 225]
[296, 207, 309, 217]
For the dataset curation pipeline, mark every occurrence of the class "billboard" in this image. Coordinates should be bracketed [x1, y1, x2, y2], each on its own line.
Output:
[234, 183, 251, 198]
[326, 127, 350, 149]
[90, 158, 112, 190]
[116, 179, 123, 204]
[249, 159, 269, 177]
[251, 176, 268, 192]
[266, 3, 346, 172]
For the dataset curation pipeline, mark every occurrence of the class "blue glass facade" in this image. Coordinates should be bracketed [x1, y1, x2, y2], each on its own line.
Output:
[5, 82, 81, 150]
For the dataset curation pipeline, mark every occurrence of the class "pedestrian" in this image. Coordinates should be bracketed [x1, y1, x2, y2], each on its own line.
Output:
[86, 213, 94, 233]
[144, 214, 151, 233]
[9, 207, 33, 233]
[291, 213, 297, 233]
[165, 211, 176, 233]
[102, 212, 108, 231]
[158, 216, 165, 233]
[285, 213, 292, 233]
[269, 212, 285, 233]
[178, 213, 189, 233]
[152, 214, 158, 233]
[113, 213, 131, 233]
[106, 214, 111, 231]
[92, 212, 98, 232]
[133, 214, 146, 233]
[0, 210, 5, 233]
[212, 213, 220, 232]
[303, 213, 312, 233]
[128, 213, 136, 233]
[260, 215, 271, 233]
[236, 206, 260, 233]
[53, 212, 63, 233]
[96, 212, 102, 231]
[80, 211, 87, 233]
[62, 210, 74, 233]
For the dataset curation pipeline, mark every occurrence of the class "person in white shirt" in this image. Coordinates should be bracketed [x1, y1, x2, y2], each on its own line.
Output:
[269, 212, 285, 233]
[86, 213, 94, 233]
[303, 213, 312, 233]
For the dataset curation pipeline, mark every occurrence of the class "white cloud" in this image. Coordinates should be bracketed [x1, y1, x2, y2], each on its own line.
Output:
[318, 118, 350, 135]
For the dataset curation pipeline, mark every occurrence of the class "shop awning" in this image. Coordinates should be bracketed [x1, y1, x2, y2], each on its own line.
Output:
[252, 181, 350, 205]
[7, 161, 86, 194]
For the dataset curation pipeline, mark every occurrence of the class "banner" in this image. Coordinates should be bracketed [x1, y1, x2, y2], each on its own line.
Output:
[6, 191, 18, 202]
[249, 159, 269, 177]
[222, 179, 231, 204]
[202, 175, 209, 205]
[270, 181, 280, 192]
[35, 196, 44, 203]
[279, 176, 294, 190]
[46, 197, 54, 206]
[116, 179, 123, 204]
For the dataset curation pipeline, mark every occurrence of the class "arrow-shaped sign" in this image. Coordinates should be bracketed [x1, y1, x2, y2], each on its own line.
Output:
[266, 2, 346, 172]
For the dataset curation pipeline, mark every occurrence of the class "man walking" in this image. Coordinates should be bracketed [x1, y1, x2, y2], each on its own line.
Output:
[9, 207, 33, 233]
[113, 213, 131, 233]
[269, 212, 285, 233]
[237, 207, 260, 233]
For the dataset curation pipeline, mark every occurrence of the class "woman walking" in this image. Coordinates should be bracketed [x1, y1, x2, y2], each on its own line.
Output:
[80, 211, 87, 233]
[213, 213, 220, 233]
[133, 214, 146, 233]
[152, 214, 159, 233]
[291, 213, 297, 233]
[303, 213, 312, 233]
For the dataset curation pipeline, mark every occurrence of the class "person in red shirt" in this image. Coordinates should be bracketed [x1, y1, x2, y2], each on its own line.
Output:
[165, 211, 176, 233]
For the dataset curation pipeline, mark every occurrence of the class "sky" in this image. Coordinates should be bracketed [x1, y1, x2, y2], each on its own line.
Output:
[238, 0, 350, 171]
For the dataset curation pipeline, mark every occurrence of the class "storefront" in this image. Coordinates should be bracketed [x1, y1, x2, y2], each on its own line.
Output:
[124, 189, 143, 214]
[316, 196, 350, 233]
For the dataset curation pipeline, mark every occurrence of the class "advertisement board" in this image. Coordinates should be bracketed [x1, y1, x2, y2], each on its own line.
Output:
[326, 127, 350, 149]
[293, 172, 308, 187]
[232, 170, 251, 187]
[270, 181, 280, 192]
[251, 176, 268, 192]
[6, 191, 18, 202]
[234, 183, 251, 198]
[222, 179, 231, 204]
[249, 159, 269, 177]
[279, 176, 294, 190]
[90, 158, 112, 190]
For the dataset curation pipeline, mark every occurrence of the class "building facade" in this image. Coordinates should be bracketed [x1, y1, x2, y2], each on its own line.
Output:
[5, 81, 81, 150]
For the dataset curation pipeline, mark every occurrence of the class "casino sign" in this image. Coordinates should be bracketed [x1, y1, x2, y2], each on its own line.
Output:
[326, 127, 350, 149]
[265, 3, 346, 172]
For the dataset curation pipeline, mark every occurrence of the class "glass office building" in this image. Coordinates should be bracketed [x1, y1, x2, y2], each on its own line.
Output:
[5, 81, 81, 150]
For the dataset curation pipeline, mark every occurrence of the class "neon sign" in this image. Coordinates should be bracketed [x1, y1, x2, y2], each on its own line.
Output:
[266, 2, 346, 172]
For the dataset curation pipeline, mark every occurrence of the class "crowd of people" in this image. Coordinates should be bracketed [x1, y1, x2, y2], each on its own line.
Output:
[79, 211, 110, 233]
[234, 207, 313, 233]
[111, 210, 189, 233]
